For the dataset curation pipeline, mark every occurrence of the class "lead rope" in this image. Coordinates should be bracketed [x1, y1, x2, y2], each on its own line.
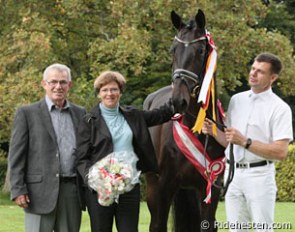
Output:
[222, 143, 234, 196]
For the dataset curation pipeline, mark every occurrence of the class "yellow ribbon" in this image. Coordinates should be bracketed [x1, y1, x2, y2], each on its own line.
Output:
[192, 51, 217, 136]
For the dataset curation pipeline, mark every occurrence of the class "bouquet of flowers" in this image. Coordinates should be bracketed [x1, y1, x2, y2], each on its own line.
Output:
[87, 151, 141, 206]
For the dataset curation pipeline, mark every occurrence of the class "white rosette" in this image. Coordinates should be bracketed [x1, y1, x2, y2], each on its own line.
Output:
[87, 151, 141, 206]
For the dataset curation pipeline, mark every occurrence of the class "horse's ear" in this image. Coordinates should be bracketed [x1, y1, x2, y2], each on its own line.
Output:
[195, 9, 206, 29]
[171, 10, 185, 30]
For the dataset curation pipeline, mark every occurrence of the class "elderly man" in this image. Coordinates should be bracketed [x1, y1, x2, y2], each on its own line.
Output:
[9, 63, 86, 232]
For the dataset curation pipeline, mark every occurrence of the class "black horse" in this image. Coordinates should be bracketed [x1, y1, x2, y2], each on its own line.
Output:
[143, 10, 226, 232]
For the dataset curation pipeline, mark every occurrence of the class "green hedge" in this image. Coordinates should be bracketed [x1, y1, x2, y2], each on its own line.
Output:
[276, 144, 295, 202]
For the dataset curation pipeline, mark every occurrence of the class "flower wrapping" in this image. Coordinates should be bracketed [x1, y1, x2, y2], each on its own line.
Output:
[87, 151, 141, 206]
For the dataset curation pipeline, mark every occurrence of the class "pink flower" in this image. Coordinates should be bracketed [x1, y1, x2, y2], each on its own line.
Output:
[87, 151, 141, 206]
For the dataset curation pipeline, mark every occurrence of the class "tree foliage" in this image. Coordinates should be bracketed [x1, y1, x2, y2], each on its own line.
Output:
[259, 0, 295, 48]
[1, 0, 295, 145]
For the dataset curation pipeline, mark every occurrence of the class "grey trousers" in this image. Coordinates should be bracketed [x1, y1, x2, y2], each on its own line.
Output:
[25, 181, 82, 232]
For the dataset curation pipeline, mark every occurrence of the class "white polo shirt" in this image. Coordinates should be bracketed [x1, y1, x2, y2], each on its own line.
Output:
[225, 88, 293, 162]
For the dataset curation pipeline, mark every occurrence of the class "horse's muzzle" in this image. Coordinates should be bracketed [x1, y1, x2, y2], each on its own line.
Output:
[172, 97, 188, 113]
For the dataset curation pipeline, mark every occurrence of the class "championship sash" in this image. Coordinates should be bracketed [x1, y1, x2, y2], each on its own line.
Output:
[172, 114, 225, 203]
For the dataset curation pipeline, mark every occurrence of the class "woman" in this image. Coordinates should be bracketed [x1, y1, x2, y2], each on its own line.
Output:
[76, 71, 175, 232]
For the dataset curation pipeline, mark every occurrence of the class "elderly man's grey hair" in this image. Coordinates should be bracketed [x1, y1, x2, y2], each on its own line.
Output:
[43, 63, 72, 81]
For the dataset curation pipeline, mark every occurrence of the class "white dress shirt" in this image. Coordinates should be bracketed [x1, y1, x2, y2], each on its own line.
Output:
[225, 88, 293, 162]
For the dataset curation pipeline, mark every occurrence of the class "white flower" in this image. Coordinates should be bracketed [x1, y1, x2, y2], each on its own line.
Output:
[87, 151, 141, 206]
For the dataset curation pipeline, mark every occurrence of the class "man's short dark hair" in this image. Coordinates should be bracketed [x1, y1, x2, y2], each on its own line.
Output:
[255, 52, 283, 75]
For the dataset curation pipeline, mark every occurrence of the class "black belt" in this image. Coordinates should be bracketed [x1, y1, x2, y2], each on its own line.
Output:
[226, 160, 272, 169]
[60, 176, 76, 183]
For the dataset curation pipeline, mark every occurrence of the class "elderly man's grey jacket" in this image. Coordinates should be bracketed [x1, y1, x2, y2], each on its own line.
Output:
[9, 98, 86, 214]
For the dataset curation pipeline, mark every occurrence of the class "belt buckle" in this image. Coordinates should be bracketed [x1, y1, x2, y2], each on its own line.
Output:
[238, 163, 250, 169]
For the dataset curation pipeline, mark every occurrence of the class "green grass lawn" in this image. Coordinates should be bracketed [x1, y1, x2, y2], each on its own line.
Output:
[0, 192, 294, 232]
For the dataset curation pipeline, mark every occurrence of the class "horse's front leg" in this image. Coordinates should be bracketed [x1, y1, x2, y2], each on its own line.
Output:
[200, 185, 221, 232]
[146, 173, 162, 231]
[146, 172, 177, 232]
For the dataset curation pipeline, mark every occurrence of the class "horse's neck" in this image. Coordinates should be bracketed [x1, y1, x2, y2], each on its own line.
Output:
[182, 114, 196, 129]
[183, 99, 201, 128]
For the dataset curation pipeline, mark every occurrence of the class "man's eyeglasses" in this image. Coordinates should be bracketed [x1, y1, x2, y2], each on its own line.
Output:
[100, 88, 120, 94]
[45, 80, 69, 87]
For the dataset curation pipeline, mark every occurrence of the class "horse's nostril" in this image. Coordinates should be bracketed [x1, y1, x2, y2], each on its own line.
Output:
[181, 100, 187, 109]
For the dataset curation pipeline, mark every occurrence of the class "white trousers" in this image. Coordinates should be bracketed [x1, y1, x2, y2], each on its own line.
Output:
[224, 163, 277, 232]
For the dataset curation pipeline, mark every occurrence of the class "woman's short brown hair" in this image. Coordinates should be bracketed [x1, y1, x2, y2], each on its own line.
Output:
[94, 71, 126, 93]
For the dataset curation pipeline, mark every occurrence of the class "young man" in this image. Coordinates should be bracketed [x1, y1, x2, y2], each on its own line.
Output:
[203, 53, 293, 232]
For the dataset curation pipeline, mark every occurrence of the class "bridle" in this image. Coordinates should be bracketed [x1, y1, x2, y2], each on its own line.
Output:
[172, 69, 200, 98]
[174, 35, 206, 47]
[172, 34, 208, 98]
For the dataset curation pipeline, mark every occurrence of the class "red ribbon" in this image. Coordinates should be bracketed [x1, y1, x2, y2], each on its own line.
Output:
[172, 114, 225, 203]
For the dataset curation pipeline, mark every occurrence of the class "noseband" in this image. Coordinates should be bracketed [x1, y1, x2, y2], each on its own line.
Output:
[172, 69, 199, 83]
[172, 69, 200, 98]
[172, 35, 207, 98]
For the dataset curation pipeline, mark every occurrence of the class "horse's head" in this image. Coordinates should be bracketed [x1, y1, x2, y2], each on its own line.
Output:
[170, 9, 209, 114]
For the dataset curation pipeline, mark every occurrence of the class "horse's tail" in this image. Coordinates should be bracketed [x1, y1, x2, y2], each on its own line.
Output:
[172, 188, 201, 232]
